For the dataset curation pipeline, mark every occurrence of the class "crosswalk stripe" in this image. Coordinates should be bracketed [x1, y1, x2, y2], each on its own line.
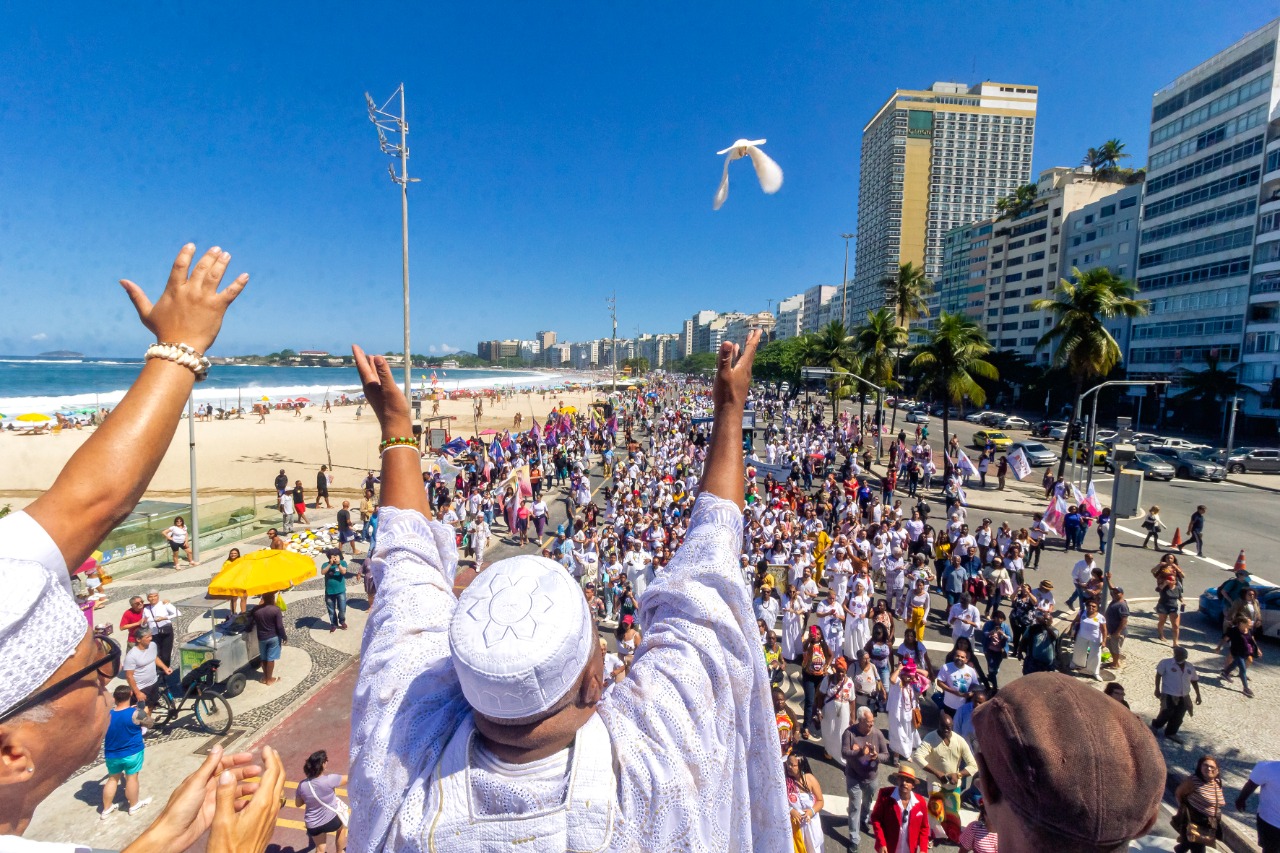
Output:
[276, 818, 307, 830]
[282, 779, 348, 796]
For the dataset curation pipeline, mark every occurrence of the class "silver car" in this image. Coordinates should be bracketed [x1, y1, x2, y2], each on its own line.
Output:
[1171, 449, 1226, 481]
[1011, 441, 1058, 467]
[1222, 447, 1280, 474]
[1108, 451, 1175, 480]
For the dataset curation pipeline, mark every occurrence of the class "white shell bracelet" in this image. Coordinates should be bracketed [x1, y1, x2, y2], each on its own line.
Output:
[145, 342, 212, 381]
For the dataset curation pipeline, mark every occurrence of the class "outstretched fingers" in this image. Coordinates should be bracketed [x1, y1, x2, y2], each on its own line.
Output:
[352, 345, 380, 387]
[166, 243, 198, 289]
[119, 279, 154, 320]
[186, 246, 221, 288]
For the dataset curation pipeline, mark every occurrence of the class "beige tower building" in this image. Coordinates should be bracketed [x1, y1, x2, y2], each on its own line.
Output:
[848, 81, 1038, 327]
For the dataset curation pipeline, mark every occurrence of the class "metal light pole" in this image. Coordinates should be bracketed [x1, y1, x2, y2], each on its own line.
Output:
[366, 84, 420, 402]
[840, 232, 855, 328]
[607, 293, 618, 394]
[1081, 380, 1170, 488]
[187, 394, 200, 563]
[1224, 396, 1241, 467]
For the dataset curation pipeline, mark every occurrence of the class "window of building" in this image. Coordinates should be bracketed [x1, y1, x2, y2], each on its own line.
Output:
[1003, 305, 1020, 315]
[1145, 135, 1265, 196]
[1100, 204, 1116, 217]
[1023, 285, 1043, 296]
[1120, 196, 1137, 209]
[1138, 227, 1254, 269]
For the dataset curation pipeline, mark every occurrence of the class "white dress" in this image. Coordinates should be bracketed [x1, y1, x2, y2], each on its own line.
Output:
[818, 673, 853, 767]
[815, 600, 844, 656]
[887, 677, 922, 760]
[786, 786, 824, 853]
[349, 496, 791, 853]
[781, 594, 804, 661]
[843, 594, 871, 660]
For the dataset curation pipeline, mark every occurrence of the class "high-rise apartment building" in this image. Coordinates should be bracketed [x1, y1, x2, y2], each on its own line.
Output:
[1062, 182, 1143, 359]
[536, 330, 557, 349]
[1132, 19, 1280, 427]
[850, 81, 1038, 325]
[775, 293, 805, 339]
[937, 167, 1129, 360]
[801, 285, 836, 334]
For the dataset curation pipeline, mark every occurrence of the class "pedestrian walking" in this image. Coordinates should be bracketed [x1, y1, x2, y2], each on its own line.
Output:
[141, 591, 179, 668]
[317, 465, 333, 509]
[1152, 646, 1201, 743]
[250, 592, 288, 685]
[1236, 760, 1280, 853]
[1172, 755, 1224, 853]
[1104, 587, 1129, 668]
[1181, 504, 1206, 558]
[100, 685, 154, 819]
[279, 491, 296, 533]
[1218, 615, 1261, 699]
[1069, 599, 1107, 680]
[1141, 505, 1164, 549]
[996, 455, 1007, 490]
[840, 705, 889, 843]
[293, 480, 310, 524]
[296, 750, 349, 853]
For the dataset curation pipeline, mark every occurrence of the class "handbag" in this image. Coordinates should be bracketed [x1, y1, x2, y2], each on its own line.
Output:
[912, 705, 923, 729]
[1172, 802, 1218, 846]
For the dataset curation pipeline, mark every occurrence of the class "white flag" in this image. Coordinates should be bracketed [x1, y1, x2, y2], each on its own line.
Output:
[1008, 448, 1032, 481]
[956, 452, 979, 479]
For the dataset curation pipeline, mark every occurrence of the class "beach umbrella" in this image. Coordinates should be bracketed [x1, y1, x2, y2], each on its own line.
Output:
[479, 428, 498, 435]
[560, 406, 577, 415]
[627, 385, 639, 391]
[16, 413, 51, 422]
[260, 396, 270, 402]
[207, 549, 317, 598]
[294, 397, 310, 403]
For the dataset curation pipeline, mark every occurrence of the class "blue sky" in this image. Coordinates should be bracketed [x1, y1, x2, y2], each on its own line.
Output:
[1, 1, 1276, 357]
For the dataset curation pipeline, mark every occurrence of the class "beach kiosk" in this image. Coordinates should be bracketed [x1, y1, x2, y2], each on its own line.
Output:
[176, 597, 259, 699]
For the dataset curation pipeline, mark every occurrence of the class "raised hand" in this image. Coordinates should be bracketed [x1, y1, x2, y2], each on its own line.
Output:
[209, 745, 287, 853]
[120, 244, 249, 353]
[352, 345, 413, 438]
[711, 329, 761, 413]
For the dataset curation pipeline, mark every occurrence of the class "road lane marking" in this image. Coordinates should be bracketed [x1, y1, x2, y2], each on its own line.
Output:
[1114, 524, 1233, 571]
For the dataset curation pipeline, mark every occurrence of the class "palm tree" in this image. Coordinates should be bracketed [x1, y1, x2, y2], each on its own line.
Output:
[856, 307, 907, 445]
[1083, 139, 1131, 181]
[1174, 354, 1249, 436]
[995, 183, 1039, 219]
[885, 262, 933, 432]
[909, 312, 998, 462]
[1032, 266, 1148, 477]
[805, 321, 859, 424]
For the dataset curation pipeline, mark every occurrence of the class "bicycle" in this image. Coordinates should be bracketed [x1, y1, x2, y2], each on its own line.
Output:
[152, 659, 234, 735]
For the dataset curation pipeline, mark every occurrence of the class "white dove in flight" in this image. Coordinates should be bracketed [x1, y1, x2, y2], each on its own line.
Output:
[713, 138, 783, 210]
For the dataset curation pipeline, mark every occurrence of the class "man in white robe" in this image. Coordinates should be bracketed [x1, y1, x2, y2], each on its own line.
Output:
[348, 334, 789, 853]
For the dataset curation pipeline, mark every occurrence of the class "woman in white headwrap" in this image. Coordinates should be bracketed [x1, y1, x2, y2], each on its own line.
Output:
[814, 587, 845, 656]
[780, 581, 806, 662]
[816, 656, 853, 766]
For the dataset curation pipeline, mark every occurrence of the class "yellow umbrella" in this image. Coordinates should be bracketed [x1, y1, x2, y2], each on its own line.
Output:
[17, 413, 51, 422]
[559, 405, 577, 415]
[207, 549, 317, 598]
[260, 396, 270, 402]
[627, 385, 639, 391]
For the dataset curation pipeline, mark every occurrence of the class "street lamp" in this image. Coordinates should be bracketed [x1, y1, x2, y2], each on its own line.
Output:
[1077, 380, 1170, 488]
[840, 233, 855, 328]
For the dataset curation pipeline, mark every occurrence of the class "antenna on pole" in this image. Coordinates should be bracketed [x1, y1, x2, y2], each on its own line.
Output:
[365, 84, 421, 404]
[607, 293, 618, 394]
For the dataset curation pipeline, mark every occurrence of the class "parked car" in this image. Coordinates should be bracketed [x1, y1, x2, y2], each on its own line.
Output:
[999, 415, 1031, 431]
[1129, 432, 1163, 449]
[905, 410, 930, 424]
[977, 411, 1008, 427]
[973, 430, 1013, 450]
[1144, 436, 1203, 452]
[1105, 451, 1175, 480]
[1169, 449, 1226, 481]
[1032, 419, 1068, 438]
[1010, 441, 1059, 467]
[965, 412, 986, 424]
[1094, 429, 1118, 443]
[1067, 440, 1109, 466]
[1199, 579, 1280, 639]
[1220, 447, 1280, 474]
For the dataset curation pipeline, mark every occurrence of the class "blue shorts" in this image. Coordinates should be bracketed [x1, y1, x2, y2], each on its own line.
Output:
[259, 636, 282, 662]
[105, 750, 144, 776]
[339, 530, 356, 543]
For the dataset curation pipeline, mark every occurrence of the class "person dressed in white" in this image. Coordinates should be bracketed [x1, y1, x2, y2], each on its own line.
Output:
[781, 585, 806, 661]
[816, 657, 854, 767]
[844, 579, 872, 660]
[886, 659, 925, 762]
[347, 336, 790, 853]
[1070, 599, 1108, 680]
[815, 588, 845, 657]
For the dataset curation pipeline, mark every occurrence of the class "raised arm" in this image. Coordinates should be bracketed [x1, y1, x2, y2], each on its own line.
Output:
[25, 245, 248, 571]
[698, 332, 761, 508]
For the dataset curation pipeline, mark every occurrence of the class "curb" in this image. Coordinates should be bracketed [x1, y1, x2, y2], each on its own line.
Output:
[1165, 771, 1260, 853]
[1224, 476, 1280, 496]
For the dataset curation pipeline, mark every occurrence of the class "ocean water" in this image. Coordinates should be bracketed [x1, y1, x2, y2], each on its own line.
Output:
[0, 356, 561, 414]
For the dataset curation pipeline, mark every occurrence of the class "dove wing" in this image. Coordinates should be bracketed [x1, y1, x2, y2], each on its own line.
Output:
[713, 152, 732, 210]
[745, 145, 783, 194]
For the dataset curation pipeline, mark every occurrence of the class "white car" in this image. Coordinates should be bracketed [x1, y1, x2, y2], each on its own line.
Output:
[965, 412, 985, 424]
[1000, 416, 1030, 431]
[906, 410, 930, 424]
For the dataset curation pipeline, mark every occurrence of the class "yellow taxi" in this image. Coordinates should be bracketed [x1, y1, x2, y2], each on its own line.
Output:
[973, 430, 1013, 451]
[1068, 440, 1109, 465]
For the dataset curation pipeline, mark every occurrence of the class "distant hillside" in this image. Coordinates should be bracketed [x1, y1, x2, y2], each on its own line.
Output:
[38, 350, 84, 358]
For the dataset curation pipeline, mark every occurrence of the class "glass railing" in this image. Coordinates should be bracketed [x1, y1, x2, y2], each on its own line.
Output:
[97, 494, 268, 576]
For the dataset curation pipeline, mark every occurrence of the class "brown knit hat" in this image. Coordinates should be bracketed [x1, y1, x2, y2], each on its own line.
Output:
[973, 672, 1165, 847]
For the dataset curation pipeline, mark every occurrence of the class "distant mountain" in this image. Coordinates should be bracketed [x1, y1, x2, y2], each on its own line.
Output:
[38, 350, 84, 358]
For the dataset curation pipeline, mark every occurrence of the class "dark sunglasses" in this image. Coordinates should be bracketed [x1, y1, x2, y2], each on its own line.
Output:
[0, 635, 121, 725]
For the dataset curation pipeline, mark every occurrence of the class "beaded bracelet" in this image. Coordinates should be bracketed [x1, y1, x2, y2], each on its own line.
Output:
[145, 342, 212, 381]
[379, 436, 418, 452]
[380, 443, 421, 457]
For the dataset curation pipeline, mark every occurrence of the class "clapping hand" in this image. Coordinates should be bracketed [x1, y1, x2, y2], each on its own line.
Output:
[121, 244, 249, 353]
[209, 745, 287, 853]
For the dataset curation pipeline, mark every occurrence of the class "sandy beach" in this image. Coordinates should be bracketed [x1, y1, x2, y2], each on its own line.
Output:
[0, 387, 609, 508]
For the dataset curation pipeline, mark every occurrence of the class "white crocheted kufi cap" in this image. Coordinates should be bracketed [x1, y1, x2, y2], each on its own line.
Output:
[449, 554, 593, 721]
[0, 558, 87, 717]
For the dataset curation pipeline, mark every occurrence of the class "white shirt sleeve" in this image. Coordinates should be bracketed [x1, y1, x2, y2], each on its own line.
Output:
[0, 511, 70, 594]
[348, 506, 469, 853]
[598, 493, 790, 852]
